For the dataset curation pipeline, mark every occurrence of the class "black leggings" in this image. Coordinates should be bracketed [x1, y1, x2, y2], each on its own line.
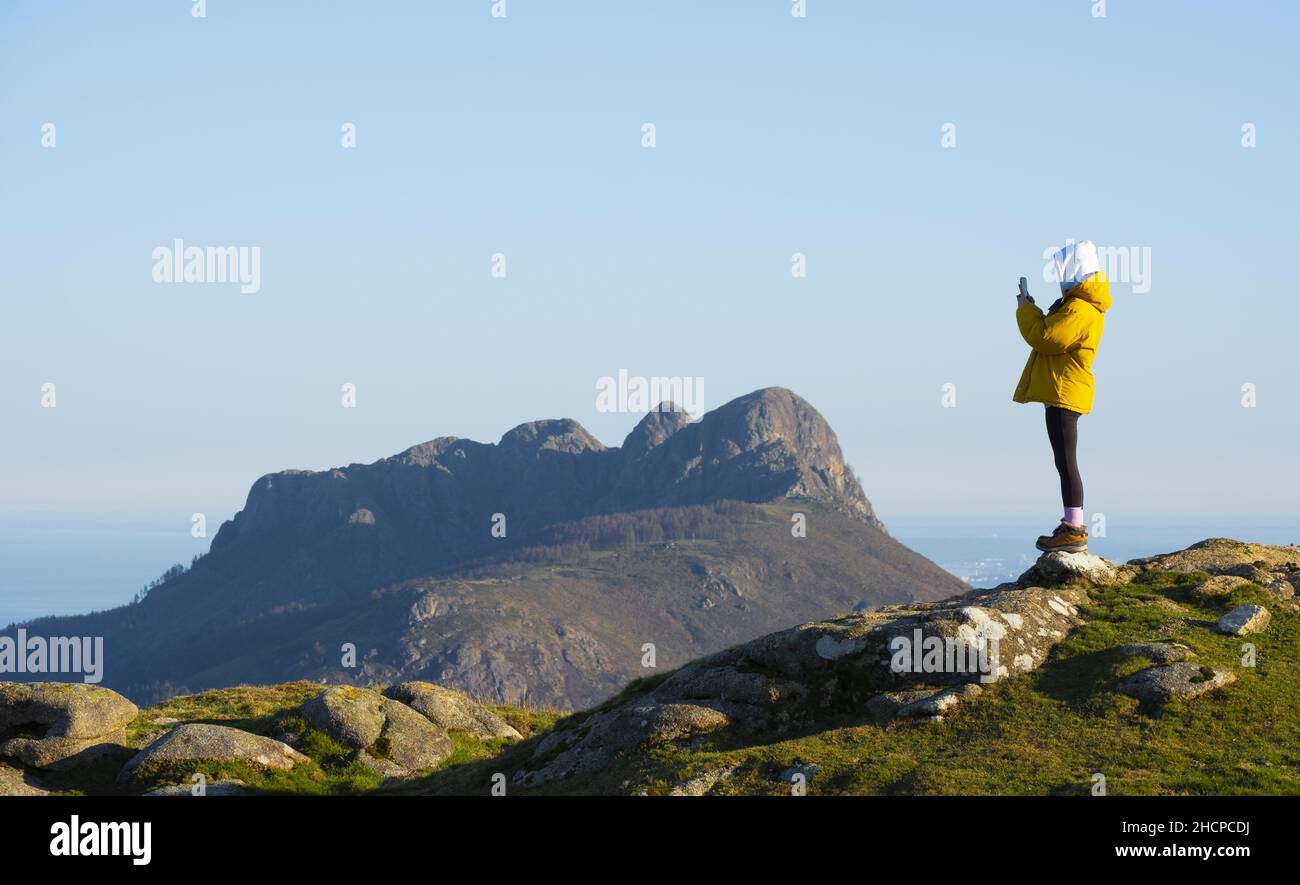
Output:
[1044, 406, 1083, 508]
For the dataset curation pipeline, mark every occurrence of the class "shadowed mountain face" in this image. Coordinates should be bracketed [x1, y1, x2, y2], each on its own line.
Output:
[7, 388, 966, 708]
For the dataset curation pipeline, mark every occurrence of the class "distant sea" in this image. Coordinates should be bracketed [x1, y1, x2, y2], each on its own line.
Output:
[2, 515, 1297, 627]
[0, 518, 200, 627]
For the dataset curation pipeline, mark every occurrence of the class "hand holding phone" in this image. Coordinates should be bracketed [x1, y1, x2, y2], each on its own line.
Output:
[1017, 276, 1034, 305]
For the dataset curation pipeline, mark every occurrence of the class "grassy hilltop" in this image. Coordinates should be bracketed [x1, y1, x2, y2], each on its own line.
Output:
[4, 540, 1297, 797]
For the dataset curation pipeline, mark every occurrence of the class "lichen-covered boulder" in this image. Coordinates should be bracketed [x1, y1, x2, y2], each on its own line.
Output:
[896, 684, 982, 722]
[298, 685, 453, 777]
[0, 683, 138, 739]
[1, 734, 127, 769]
[1217, 605, 1270, 636]
[0, 682, 138, 770]
[1018, 551, 1119, 586]
[1118, 663, 1235, 704]
[383, 681, 520, 740]
[119, 723, 307, 786]
[523, 702, 729, 785]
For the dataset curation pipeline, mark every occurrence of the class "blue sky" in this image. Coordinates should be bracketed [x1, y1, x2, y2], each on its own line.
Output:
[2, 0, 1298, 582]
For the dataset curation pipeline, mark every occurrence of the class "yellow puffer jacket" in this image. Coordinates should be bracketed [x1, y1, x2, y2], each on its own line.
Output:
[1013, 271, 1111, 414]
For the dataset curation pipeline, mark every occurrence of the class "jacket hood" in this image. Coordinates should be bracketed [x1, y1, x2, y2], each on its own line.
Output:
[1065, 270, 1112, 314]
[1053, 239, 1103, 294]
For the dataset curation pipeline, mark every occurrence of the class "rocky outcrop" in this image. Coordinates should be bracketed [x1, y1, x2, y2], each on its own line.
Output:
[0, 682, 137, 770]
[1217, 604, 1270, 636]
[120, 723, 307, 785]
[1118, 663, 1236, 704]
[868, 684, 983, 723]
[1130, 538, 1299, 607]
[1017, 550, 1120, 586]
[382, 682, 520, 740]
[518, 570, 1088, 785]
[298, 686, 453, 777]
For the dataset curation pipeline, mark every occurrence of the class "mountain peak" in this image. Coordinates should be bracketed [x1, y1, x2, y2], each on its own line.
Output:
[498, 419, 606, 456]
[708, 387, 838, 453]
[621, 402, 692, 455]
[650, 386, 874, 522]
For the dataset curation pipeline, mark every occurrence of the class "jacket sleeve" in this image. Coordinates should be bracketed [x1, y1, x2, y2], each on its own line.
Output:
[1016, 301, 1087, 355]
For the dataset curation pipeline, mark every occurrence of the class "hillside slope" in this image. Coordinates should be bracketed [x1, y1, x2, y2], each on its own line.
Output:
[424, 538, 1299, 796]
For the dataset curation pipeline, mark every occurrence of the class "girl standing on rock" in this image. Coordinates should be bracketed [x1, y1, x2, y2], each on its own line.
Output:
[1014, 240, 1111, 554]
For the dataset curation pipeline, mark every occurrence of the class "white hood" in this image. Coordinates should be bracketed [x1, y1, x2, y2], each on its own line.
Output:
[1053, 240, 1102, 294]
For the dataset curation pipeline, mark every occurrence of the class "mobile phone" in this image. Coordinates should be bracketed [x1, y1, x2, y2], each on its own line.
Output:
[1018, 277, 1028, 297]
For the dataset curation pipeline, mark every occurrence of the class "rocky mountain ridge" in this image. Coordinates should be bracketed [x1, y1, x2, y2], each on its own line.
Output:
[4, 388, 962, 708]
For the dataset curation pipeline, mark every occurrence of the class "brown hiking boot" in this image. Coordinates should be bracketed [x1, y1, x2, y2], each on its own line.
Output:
[1036, 521, 1088, 553]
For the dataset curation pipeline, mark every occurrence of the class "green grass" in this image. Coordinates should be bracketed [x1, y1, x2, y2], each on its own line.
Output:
[124, 681, 324, 744]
